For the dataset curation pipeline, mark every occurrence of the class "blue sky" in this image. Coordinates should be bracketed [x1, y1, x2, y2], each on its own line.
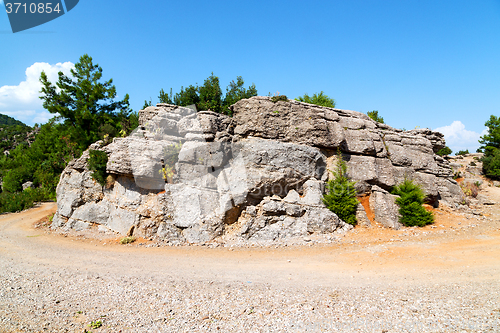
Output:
[1, 0, 499, 153]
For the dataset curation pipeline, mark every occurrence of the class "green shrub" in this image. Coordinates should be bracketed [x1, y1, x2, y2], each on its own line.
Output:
[322, 150, 358, 225]
[271, 95, 288, 103]
[0, 187, 51, 213]
[88, 150, 108, 187]
[482, 149, 500, 179]
[436, 146, 452, 156]
[456, 149, 469, 156]
[392, 179, 434, 227]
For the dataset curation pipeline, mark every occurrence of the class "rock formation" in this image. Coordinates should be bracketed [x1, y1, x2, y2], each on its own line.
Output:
[52, 96, 464, 243]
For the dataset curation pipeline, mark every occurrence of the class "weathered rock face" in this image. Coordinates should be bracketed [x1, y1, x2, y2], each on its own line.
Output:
[53, 97, 464, 242]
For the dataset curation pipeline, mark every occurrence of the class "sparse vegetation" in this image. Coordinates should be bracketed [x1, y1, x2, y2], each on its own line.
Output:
[456, 149, 469, 156]
[461, 182, 479, 198]
[295, 91, 335, 108]
[120, 236, 136, 244]
[392, 178, 434, 227]
[271, 95, 288, 103]
[322, 149, 358, 225]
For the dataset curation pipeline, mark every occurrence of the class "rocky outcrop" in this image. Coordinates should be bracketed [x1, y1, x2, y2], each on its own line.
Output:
[52, 97, 464, 242]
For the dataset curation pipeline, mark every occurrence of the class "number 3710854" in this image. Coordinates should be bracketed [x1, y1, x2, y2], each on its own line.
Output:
[5, 2, 62, 14]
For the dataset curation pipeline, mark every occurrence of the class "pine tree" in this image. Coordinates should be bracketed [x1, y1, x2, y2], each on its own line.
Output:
[322, 150, 358, 225]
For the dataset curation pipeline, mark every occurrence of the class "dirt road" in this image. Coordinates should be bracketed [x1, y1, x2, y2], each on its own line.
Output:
[1, 192, 500, 332]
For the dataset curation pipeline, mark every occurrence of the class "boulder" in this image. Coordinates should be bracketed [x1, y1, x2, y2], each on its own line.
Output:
[52, 97, 464, 242]
[369, 186, 402, 229]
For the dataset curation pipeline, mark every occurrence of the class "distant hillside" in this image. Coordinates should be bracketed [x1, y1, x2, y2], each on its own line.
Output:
[0, 114, 33, 154]
[0, 114, 26, 127]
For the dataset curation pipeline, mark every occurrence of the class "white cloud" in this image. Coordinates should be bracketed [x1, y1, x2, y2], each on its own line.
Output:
[0, 61, 74, 125]
[434, 121, 487, 154]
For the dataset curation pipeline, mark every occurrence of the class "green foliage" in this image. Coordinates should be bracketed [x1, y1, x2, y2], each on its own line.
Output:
[479, 115, 500, 151]
[295, 91, 335, 108]
[456, 149, 469, 156]
[392, 179, 434, 227]
[0, 187, 51, 213]
[436, 146, 452, 156]
[271, 95, 288, 103]
[143, 100, 152, 109]
[160, 142, 182, 182]
[461, 182, 479, 198]
[0, 120, 81, 195]
[367, 110, 384, 123]
[223, 77, 257, 116]
[0, 118, 32, 154]
[161, 74, 257, 116]
[198, 73, 224, 113]
[88, 150, 108, 187]
[120, 236, 136, 244]
[479, 115, 500, 179]
[174, 85, 200, 107]
[322, 150, 358, 225]
[0, 55, 137, 214]
[40, 54, 133, 151]
[482, 149, 500, 179]
[0, 114, 26, 127]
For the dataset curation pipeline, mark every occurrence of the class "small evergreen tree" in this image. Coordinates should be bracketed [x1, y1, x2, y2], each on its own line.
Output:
[367, 110, 384, 123]
[40, 54, 132, 152]
[88, 150, 108, 187]
[295, 91, 335, 108]
[223, 77, 257, 115]
[322, 150, 358, 225]
[392, 179, 434, 227]
[198, 73, 223, 113]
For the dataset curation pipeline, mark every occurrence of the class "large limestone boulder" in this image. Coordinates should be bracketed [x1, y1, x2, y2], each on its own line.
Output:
[52, 97, 464, 243]
[369, 186, 402, 229]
